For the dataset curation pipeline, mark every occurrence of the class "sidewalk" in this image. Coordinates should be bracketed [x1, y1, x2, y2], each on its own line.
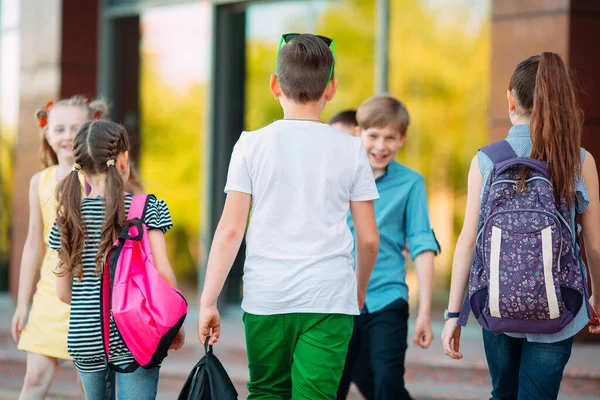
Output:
[1, 294, 599, 399]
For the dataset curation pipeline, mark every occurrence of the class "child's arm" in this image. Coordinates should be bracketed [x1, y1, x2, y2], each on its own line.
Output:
[441, 156, 482, 358]
[580, 152, 600, 333]
[198, 191, 252, 345]
[148, 230, 177, 287]
[349, 200, 379, 309]
[56, 268, 73, 304]
[413, 250, 434, 348]
[11, 173, 46, 343]
[405, 175, 440, 350]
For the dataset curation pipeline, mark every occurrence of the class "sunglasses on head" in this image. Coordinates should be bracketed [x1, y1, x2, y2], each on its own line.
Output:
[275, 33, 335, 86]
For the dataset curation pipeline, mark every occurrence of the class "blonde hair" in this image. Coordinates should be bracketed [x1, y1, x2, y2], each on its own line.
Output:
[35, 95, 109, 167]
[356, 94, 410, 136]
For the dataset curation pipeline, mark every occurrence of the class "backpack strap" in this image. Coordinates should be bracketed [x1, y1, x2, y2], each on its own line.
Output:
[128, 194, 150, 221]
[458, 141, 517, 326]
[480, 140, 518, 165]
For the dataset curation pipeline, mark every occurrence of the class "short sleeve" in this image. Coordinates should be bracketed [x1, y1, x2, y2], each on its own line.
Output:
[477, 150, 494, 178]
[406, 177, 440, 260]
[350, 143, 379, 201]
[224, 133, 252, 195]
[143, 196, 173, 233]
[48, 220, 61, 251]
[576, 148, 590, 214]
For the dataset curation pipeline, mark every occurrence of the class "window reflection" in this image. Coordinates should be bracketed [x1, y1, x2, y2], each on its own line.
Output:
[139, 2, 211, 292]
[388, 0, 491, 291]
[0, 0, 21, 290]
[245, 0, 376, 131]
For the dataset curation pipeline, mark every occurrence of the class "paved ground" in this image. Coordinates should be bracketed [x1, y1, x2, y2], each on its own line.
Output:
[0, 295, 599, 399]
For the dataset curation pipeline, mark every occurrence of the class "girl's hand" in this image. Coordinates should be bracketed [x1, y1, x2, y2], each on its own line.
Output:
[589, 295, 600, 334]
[11, 306, 28, 343]
[170, 327, 185, 350]
[198, 306, 221, 346]
[441, 319, 463, 360]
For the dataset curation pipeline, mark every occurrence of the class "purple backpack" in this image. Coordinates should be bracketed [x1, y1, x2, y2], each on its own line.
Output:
[458, 140, 586, 334]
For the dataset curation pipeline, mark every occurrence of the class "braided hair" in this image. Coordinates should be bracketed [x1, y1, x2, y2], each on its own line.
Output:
[55, 120, 130, 279]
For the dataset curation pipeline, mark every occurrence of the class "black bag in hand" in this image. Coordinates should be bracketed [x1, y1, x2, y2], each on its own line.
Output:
[177, 338, 238, 400]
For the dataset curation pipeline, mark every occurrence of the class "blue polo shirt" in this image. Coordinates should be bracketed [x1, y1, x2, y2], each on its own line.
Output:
[347, 160, 440, 313]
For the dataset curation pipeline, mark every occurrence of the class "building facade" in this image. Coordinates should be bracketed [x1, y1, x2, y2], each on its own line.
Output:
[1, 0, 599, 305]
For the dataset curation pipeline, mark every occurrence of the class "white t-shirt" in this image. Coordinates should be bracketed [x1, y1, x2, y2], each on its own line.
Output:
[224, 120, 379, 315]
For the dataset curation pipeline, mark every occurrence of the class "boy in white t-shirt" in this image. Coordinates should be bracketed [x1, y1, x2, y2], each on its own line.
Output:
[197, 33, 380, 399]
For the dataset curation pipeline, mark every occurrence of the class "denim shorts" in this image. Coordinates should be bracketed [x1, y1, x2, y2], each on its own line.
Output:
[79, 366, 159, 400]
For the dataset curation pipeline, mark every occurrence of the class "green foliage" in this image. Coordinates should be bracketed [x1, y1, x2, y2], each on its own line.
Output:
[138, 59, 206, 283]
[0, 125, 14, 290]
[245, 0, 377, 131]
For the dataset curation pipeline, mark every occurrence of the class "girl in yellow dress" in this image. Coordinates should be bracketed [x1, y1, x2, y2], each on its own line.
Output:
[11, 96, 108, 399]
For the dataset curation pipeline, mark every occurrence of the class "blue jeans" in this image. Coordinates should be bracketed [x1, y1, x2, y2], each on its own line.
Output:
[482, 329, 574, 400]
[79, 367, 160, 400]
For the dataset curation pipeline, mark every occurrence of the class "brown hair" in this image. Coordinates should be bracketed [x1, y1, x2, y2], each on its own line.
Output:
[35, 95, 109, 167]
[55, 120, 129, 279]
[510, 53, 583, 204]
[277, 34, 334, 104]
[328, 110, 357, 126]
[356, 94, 410, 136]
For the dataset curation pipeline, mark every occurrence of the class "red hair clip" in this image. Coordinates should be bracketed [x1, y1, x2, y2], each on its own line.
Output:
[44, 101, 53, 113]
[39, 100, 53, 128]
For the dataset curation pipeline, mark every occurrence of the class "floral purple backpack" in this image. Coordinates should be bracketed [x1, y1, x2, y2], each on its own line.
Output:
[458, 140, 587, 334]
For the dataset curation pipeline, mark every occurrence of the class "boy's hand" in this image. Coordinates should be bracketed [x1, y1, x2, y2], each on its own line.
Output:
[441, 319, 463, 360]
[170, 327, 185, 350]
[198, 306, 221, 346]
[413, 315, 433, 349]
[357, 286, 367, 310]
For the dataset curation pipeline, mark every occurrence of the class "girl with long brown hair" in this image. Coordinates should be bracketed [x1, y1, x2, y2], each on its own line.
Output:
[11, 96, 106, 399]
[51, 120, 183, 399]
[441, 53, 600, 399]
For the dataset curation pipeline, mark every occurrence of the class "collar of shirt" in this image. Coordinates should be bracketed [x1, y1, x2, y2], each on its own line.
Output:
[508, 123, 530, 138]
[375, 160, 400, 183]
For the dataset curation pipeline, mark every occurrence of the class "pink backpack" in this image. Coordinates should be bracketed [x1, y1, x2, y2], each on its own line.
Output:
[101, 194, 187, 371]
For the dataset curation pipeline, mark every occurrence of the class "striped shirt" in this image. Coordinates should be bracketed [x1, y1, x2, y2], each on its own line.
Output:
[49, 194, 173, 372]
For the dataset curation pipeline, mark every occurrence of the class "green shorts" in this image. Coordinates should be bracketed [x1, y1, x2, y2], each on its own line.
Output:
[243, 312, 353, 400]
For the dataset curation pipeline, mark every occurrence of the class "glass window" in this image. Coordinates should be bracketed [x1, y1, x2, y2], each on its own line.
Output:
[245, 0, 376, 131]
[138, 2, 211, 293]
[388, 0, 491, 289]
[1, 0, 19, 29]
[0, 0, 21, 290]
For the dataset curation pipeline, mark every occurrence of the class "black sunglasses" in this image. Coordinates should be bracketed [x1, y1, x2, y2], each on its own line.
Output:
[281, 33, 333, 47]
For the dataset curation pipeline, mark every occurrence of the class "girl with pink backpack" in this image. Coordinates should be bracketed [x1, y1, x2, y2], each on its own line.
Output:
[51, 120, 185, 399]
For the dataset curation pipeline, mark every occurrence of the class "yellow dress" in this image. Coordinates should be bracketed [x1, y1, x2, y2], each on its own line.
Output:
[18, 165, 71, 360]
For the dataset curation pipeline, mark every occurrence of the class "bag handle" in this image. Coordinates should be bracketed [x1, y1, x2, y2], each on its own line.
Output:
[204, 336, 214, 355]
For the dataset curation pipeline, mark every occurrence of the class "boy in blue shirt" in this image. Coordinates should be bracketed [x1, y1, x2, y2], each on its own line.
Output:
[337, 94, 440, 400]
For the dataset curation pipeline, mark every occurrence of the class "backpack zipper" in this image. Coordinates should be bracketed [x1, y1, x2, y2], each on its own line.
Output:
[491, 176, 552, 188]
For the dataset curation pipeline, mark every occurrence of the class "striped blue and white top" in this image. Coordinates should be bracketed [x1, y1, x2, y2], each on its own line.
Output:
[49, 194, 173, 372]
[478, 124, 591, 343]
